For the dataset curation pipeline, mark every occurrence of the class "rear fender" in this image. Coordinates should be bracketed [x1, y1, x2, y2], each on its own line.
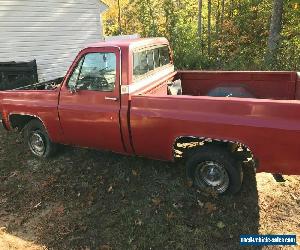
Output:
[173, 135, 257, 167]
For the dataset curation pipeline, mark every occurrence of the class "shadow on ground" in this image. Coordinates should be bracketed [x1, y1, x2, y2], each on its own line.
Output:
[0, 127, 261, 250]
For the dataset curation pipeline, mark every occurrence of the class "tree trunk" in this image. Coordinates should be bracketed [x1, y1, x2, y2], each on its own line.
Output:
[117, 0, 122, 34]
[198, 0, 202, 37]
[207, 0, 212, 57]
[215, 0, 220, 35]
[229, 0, 234, 17]
[221, 0, 225, 28]
[198, 0, 203, 54]
[265, 0, 284, 68]
[147, 0, 157, 36]
[215, 0, 221, 68]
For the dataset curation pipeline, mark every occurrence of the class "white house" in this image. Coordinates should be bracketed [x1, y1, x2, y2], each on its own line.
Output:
[0, 0, 108, 81]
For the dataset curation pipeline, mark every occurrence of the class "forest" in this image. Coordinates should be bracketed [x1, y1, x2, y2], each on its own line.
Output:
[103, 0, 299, 71]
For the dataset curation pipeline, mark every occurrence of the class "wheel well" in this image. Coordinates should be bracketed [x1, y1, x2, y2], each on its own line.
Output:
[173, 136, 257, 167]
[9, 114, 40, 130]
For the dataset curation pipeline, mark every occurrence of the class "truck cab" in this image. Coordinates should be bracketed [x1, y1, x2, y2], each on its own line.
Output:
[57, 38, 174, 155]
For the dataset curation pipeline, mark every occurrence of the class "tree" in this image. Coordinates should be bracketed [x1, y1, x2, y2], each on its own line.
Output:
[265, 0, 284, 68]
[102, 0, 299, 71]
[207, 0, 212, 57]
[117, 0, 122, 34]
[220, 0, 225, 28]
[215, 0, 220, 35]
[198, 0, 203, 37]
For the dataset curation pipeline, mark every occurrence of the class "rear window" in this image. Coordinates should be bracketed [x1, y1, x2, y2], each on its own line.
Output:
[133, 45, 171, 81]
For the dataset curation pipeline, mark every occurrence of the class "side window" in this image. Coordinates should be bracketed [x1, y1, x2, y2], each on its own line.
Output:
[67, 52, 117, 92]
[159, 46, 170, 66]
[133, 45, 171, 81]
[133, 51, 148, 77]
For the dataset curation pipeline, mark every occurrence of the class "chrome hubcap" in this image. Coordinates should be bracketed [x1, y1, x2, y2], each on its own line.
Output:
[195, 161, 229, 193]
[29, 132, 45, 156]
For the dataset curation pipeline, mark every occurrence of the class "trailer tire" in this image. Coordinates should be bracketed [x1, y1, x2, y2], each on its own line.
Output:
[23, 119, 57, 158]
[186, 146, 243, 195]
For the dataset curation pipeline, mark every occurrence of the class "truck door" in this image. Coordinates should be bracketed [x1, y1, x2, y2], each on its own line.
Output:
[58, 47, 124, 153]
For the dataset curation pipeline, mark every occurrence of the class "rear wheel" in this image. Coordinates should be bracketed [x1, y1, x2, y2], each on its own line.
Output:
[186, 146, 243, 195]
[24, 119, 57, 158]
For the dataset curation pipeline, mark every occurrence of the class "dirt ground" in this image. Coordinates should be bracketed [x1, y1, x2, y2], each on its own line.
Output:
[0, 127, 299, 250]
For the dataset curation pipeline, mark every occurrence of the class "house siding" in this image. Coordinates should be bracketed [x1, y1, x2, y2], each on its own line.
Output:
[0, 0, 107, 81]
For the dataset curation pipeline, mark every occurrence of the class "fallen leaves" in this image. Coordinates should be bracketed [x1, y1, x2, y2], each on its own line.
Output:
[33, 202, 42, 209]
[132, 169, 139, 177]
[0, 197, 8, 205]
[186, 180, 193, 187]
[166, 211, 176, 220]
[197, 200, 204, 207]
[216, 221, 226, 229]
[86, 191, 95, 206]
[40, 176, 57, 188]
[0, 127, 299, 250]
[0, 227, 6, 234]
[290, 193, 297, 200]
[134, 218, 143, 226]
[151, 197, 161, 207]
[57, 224, 73, 236]
[8, 171, 19, 179]
[53, 204, 65, 216]
[204, 202, 217, 214]
[99, 245, 112, 250]
[97, 176, 104, 185]
[107, 185, 113, 193]
[172, 202, 183, 209]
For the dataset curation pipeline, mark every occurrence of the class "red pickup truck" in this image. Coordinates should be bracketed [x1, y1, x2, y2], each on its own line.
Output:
[1, 38, 300, 194]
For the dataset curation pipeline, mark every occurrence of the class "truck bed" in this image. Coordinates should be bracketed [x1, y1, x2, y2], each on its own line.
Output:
[131, 71, 300, 175]
[179, 71, 300, 100]
[144, 71, 300, 100]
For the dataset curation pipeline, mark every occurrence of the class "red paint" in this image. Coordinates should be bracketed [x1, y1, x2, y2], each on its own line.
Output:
[178, 71, 297, 99]
[58, 46, 124, 153]
[130, 95, 300, 175]
[0, 89, 62, 142]
[0, 38, 299, 176]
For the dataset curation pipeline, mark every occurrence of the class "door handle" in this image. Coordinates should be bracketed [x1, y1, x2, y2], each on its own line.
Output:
[105, 96, 119, 101]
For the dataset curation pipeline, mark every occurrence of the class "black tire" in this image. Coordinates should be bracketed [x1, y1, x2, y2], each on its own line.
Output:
[186, 145, 243, 195]
[23, 119, 57, 158]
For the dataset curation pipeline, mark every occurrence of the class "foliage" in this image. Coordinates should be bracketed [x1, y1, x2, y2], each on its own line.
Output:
[103, 0, 299, 71]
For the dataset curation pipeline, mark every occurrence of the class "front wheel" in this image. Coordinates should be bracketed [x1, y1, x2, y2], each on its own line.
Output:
[23, 119, 57, 158]
[186, 146, 243, 195]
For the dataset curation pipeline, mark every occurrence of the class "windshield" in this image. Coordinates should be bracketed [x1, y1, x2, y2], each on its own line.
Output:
[133, 45, 171, 81]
